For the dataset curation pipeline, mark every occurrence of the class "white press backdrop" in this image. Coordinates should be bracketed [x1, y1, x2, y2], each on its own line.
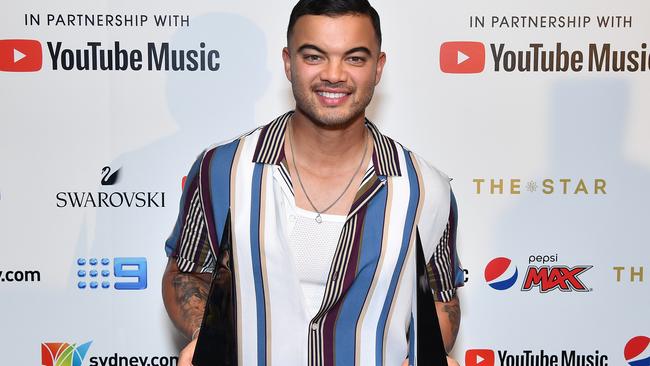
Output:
[1, 1, 648, 365]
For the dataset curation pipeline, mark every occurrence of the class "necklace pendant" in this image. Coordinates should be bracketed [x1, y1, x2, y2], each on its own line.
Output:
[315, 214, 323, 224]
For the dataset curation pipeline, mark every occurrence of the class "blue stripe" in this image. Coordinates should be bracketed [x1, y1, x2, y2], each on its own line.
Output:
[210, 140, 240, 244]
[250, 163, 267, 366]
[375, 150, 420, 365]
[629, 356, 650, 366]
[165, 153, 204, 256]
[335, 186, 388, 365]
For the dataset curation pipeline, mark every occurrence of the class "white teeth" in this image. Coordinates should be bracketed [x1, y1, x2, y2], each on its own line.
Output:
[318, 91, 347, 99]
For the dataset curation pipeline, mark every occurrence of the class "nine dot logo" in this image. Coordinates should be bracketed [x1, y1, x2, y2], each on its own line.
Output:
[485, 257, 518, 290]
[625, 336, 650, 366]
[76, 257, 147, 290]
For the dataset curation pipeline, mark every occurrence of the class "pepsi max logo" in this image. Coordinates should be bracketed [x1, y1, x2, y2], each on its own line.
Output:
[484, 257, 518, 290]
[625, 336, 650, 366]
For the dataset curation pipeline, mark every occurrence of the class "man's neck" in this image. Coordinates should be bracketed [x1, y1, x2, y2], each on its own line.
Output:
[289, 109, 368, 168]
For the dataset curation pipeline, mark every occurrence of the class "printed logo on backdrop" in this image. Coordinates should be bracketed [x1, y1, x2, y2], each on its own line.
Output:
[439, 15, 650, 74]
[56, 166, 165, 208]
[472, 178, 607, 195]
[465, 348, 609, 366]
[42, 341, 92, 366]
[484, 256, 592, 292]
[41, 341, 179, 366]
[613, 266, 645, 283]
[1, 13, 221, 73]
[0, 39, 42, 72]
[625, 336, 650, 366]
[76, 257, 147, 290]
[466, 349, 495, 366]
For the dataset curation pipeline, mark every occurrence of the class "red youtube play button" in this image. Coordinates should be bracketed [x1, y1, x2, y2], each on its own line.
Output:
[466, 349, 495, 366]
[0, 39, 43, 72]
[440, 41, 485, 74]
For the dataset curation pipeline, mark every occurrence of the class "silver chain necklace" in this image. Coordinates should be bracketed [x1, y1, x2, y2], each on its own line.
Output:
[288, 121, 368, 223]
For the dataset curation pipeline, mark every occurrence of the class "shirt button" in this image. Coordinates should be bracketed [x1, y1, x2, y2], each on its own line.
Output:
[311, 323, 318, 331]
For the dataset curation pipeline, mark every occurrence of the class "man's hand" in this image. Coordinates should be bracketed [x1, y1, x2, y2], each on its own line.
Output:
[401, 355, 460, 366]
[178, 338, 198, 366]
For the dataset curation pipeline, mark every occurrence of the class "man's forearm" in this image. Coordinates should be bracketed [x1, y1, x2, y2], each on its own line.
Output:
[162, 258, 211, 339]
[435, 294, 461, 353]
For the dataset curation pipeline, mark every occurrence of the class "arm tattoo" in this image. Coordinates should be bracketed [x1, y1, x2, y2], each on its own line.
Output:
[172, 274, 210, 337]
[442, 296, 461, 351]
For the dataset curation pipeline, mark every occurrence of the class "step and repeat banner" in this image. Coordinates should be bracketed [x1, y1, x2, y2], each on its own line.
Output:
[1, 1, 648, 365]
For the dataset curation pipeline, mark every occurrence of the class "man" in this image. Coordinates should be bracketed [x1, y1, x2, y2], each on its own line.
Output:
[162, 1, 463, 365]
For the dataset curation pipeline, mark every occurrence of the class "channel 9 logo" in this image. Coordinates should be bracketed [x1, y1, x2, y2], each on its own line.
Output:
[76, 257, 147, 290]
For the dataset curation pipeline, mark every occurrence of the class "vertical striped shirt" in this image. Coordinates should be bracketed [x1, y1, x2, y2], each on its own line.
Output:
[165, 111, 464, 366]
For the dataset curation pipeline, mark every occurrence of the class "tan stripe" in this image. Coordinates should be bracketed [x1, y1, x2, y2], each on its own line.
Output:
[355, 179, 393, 365]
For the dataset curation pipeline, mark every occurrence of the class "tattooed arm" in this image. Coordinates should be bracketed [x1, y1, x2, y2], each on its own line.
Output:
[435, 294, 461, 353]
[162, 257, 212, 339]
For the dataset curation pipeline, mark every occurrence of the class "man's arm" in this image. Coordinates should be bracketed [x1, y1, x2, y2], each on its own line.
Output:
[162, 257, 212, 339]
[435, 294, 461, 353]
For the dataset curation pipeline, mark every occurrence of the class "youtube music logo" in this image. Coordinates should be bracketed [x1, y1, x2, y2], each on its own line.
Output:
[466, 349, 495, 366]
[440, 41, 485, 74]
[0, 39, 42, 72]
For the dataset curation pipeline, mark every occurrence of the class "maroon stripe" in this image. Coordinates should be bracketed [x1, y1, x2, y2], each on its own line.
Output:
[321, 208, 367, 366]
[200, 147, 219, 257]
[349, 176, 381, 216]
[252, 123, 271, 162]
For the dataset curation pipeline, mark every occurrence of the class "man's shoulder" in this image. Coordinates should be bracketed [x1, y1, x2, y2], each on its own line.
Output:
[375, 127, 450, 193]
[200, 111, 293, 162]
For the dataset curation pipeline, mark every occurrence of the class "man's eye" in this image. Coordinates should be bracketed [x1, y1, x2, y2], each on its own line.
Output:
[304, 55, 321, 62]
[348, 56, 366, 64]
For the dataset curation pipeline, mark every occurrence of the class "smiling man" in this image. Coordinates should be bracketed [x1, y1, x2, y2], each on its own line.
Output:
[162, 1, 463, 365]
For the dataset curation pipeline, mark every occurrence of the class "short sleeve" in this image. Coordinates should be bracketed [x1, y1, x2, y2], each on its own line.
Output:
[426, 190, 464, 302]
[164, 152, 215, 273]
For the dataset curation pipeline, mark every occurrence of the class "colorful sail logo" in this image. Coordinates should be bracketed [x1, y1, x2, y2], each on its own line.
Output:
[41, 341, 92, 366]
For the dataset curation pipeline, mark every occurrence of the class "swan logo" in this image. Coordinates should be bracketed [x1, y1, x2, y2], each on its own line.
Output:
[484, 257, 518, 290]
[625, 336, 650, 366]
[41, 341, 92, 366]
[55, 165, 166, 208]
[100, 166, 120, 186]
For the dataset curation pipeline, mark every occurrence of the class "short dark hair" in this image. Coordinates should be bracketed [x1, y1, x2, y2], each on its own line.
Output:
[287, 0, 382, 47]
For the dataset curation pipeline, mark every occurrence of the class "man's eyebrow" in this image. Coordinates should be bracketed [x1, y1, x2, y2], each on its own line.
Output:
[297, 44, 326, 54]
[345, 47, 372, 56]
[296, 44, 374, 57]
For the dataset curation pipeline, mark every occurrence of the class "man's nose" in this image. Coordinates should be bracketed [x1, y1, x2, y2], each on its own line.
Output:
[319, 59, 348, 84]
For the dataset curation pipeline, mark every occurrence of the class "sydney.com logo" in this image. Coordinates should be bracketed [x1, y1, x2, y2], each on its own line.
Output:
[439, 41, 650, 73]
[41, 341, 179, 366]
[0, 38, 219, 72]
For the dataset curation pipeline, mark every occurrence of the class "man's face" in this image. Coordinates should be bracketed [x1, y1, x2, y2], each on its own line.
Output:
[283, 14, 386, 128]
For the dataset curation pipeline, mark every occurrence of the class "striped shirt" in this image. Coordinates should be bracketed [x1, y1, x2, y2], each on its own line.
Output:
[165, 111, 464, 366]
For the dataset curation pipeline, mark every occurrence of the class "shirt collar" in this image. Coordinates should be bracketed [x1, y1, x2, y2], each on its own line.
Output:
[252, 111, 402, 177]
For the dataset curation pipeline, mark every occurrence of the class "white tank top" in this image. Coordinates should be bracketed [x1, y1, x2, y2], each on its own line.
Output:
[286, 206, 346, 319]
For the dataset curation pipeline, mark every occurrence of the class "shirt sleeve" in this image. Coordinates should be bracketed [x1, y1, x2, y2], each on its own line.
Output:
[164, 152, 216, 273]
[426, 189, 464, 302]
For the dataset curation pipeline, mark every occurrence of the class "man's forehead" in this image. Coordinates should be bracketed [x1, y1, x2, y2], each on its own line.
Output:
[289, 14, 379, 52]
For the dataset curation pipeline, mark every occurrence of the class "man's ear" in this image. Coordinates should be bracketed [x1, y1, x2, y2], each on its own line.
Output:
[282, 47, 292, 81]
[374, 51, 387, 85]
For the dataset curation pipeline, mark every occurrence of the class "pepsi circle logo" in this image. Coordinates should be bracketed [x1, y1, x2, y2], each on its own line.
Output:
[625, 336, 650, 366]
[485, 257, 518, 290]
